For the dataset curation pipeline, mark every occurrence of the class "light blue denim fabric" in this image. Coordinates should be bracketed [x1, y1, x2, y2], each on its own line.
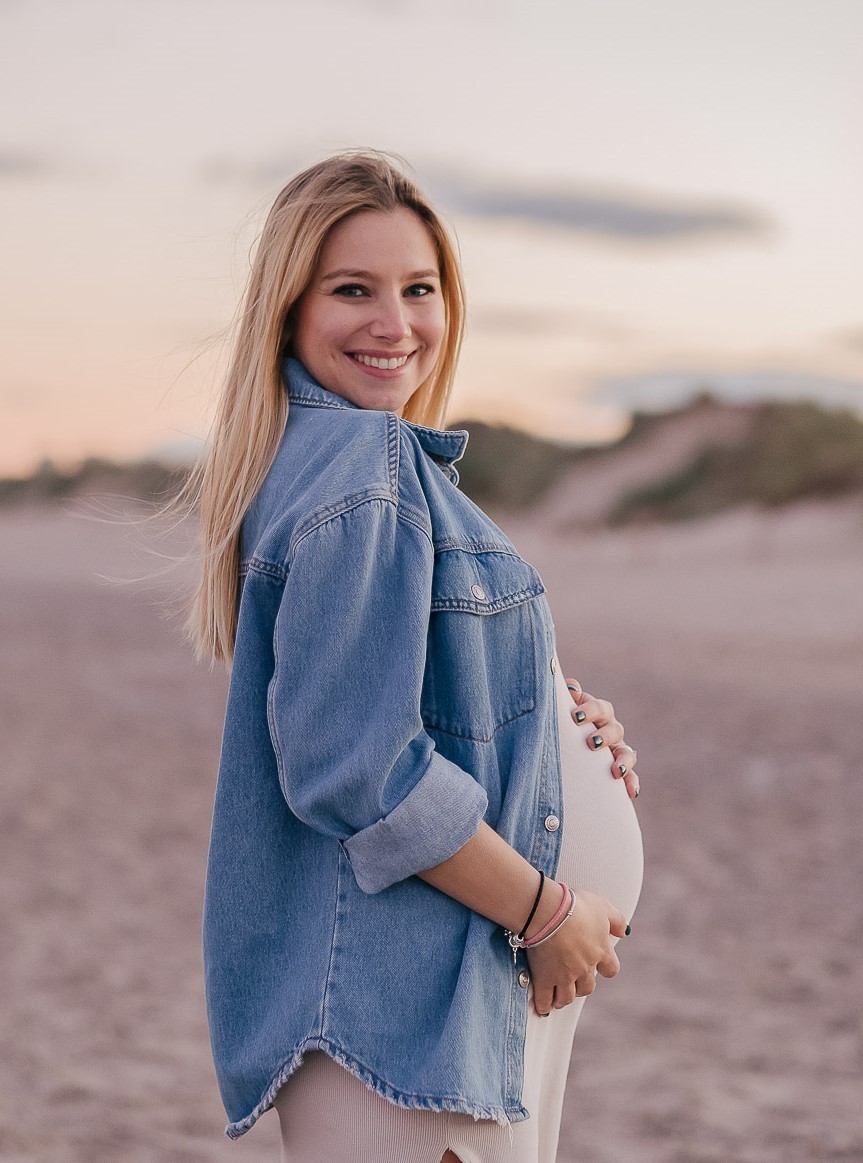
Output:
[202, 356, 564, 1139]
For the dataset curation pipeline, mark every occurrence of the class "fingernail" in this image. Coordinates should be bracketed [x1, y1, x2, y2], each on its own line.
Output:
[566, 682, 580, 693]
[591, 734, 603, 749]
[539, 1012, 550, 1018]
[634, 789, 639, 798]
[575, 711, 586, 724]
[625, 924, 632, 936]
[618, 764, 627, 777]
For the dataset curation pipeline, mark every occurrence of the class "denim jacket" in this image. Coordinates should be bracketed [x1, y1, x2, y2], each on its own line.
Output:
[202, 357, 564, 1139]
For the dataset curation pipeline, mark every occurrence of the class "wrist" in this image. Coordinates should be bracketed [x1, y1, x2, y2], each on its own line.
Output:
[523, 878, 564, 941]
[509, 882, 574, 952]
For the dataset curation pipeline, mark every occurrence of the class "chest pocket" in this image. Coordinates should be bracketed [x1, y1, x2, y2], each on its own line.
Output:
[421, 547, 547, 743]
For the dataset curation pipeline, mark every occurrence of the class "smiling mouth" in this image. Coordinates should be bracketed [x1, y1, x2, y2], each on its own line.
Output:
[348, 352, 414, 371]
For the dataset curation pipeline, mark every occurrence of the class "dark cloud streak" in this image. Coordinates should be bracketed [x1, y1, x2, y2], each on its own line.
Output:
[0, 151, 53, 179]
[0, 150, 98, 182]
[424, 171, 770, 242]
[197, 153, 771, 244]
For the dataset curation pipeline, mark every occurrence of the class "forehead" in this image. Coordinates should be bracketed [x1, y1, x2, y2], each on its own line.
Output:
[318, 207, 439, 271]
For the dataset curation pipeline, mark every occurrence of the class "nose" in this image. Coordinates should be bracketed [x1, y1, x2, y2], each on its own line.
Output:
[369, 293, 411, 342]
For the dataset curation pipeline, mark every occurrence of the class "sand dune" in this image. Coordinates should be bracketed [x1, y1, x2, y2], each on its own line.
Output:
[1, 497, 861, 1161]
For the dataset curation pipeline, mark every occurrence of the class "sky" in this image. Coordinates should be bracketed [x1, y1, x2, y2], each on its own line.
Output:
[2, 0, 862, 475]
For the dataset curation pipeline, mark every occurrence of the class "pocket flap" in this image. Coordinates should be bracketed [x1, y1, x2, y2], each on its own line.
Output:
[430, 548, 546, 613]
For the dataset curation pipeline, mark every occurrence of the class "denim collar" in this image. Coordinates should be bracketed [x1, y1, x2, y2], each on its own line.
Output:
[282, 356, 468, 466]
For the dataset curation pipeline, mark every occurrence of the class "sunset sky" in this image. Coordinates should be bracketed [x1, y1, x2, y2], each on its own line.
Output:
[2, 0, 862, 475]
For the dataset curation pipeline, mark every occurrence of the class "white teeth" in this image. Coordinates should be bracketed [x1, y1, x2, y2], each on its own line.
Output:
[352, 353, 409, 369]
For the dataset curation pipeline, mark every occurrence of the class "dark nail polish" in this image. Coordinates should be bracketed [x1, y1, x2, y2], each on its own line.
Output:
[634, 789, 639, 798]
[625, 924, 632, 936]
[591, 734, 603, 749]
[575, 711, 586, 724]
[618, 764, 627, 777]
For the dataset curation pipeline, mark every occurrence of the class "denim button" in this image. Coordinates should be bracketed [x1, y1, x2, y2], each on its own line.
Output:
[518, 970, 530, 988]
[550, 656, 556, 673]
[470, 584, 486, 600]
[543, 814, 560, 832]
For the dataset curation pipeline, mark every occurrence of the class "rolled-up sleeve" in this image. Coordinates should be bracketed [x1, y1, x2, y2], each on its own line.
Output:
[267, 496, 488, 894]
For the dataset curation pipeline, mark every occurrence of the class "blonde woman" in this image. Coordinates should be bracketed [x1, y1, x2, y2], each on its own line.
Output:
[193, 151, 644, 1162]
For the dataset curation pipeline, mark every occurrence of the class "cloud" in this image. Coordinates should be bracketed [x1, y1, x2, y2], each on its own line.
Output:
[468, 305, 632, 342]
[0, 381, 44, 410]
[599, 369, 863, 414]
[0, 149, 97, 182]
[832, 327, 863, 353]
[423, 170, 770, 243]
[197, 154, 769, 244]
[324, 0, 408, 10]
[0, 151, 53, 179]
[198, 152, 309, 187]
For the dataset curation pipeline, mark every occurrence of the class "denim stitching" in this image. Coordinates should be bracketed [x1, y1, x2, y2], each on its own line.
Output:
[287, 393, 351, 411]
[266, 607, 288, 800]
[241, 556, 288, 581]
[288, 492, 396, 561]
[288, 392, 467, 468]
[223, 1038, 529, 1140]
[319, 844, 345, 1040]
[430, 584, 546, 613]
[393, 504, 433, 542]
[387, 412, 399, 498]
[433, 537, 526, 555]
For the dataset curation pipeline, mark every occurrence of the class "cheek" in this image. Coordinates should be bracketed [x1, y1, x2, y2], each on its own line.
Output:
[293, 298, 348, 356]
[424, 306, 447, 355]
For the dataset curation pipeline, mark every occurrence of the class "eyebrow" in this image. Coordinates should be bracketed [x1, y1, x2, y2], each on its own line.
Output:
[319, 268, 440, 282]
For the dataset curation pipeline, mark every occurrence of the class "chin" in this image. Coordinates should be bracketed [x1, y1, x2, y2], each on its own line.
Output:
[350, 381, 418, 413]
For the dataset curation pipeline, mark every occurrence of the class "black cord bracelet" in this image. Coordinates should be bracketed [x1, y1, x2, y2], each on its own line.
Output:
[517, 869, 545, 940]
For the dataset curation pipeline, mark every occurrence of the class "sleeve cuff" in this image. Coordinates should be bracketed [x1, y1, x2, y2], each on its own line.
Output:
[342, 751, 489, 894]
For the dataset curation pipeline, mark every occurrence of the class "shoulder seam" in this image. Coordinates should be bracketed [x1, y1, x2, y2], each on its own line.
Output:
[287, 493, 433, 565]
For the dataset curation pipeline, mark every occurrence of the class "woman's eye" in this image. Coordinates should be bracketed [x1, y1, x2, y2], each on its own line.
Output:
[332, 282, 435, 298]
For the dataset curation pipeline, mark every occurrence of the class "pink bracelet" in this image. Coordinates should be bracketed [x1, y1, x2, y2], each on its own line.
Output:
[506, 882, 574, 956]
[523, 887, 575, 949]
[523, 882, 572, 947]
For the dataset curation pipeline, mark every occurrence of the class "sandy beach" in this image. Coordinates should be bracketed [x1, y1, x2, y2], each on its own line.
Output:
[1, 495, 861, 1162]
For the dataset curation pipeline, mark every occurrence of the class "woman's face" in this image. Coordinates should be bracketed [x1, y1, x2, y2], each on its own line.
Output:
[290, 207, 447, 416]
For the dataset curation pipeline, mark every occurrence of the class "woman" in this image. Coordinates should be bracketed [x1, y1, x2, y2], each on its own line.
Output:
[193, 150, 643, 1162]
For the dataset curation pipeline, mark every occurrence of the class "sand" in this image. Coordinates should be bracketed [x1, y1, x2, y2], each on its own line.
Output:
[1, 495, 861, 1162]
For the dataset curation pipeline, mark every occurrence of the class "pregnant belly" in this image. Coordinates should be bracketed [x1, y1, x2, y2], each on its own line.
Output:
[551, 659, 644, 924]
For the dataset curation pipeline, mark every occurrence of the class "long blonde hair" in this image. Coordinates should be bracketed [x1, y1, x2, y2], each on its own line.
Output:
[182, 150, 466, 666]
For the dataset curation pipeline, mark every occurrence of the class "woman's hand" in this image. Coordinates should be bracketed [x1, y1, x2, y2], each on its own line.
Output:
[565, 678, 640, 800]
[417, 827, 632, 1019]
[525, 886, 628, 1015]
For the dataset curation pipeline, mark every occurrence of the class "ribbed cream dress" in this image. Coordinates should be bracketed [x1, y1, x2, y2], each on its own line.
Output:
[274, 655, 644, 1162]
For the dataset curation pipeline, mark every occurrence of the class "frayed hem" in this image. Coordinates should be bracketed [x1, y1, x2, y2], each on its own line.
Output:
[223, 1039, 529, 1139]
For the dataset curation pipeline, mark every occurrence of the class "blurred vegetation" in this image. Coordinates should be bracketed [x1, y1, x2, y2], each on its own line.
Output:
[450, 420, 585, 508]
[3, 398, 863, 524]
[0, 457, 187, 506]
[610, 401, 863, 525]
